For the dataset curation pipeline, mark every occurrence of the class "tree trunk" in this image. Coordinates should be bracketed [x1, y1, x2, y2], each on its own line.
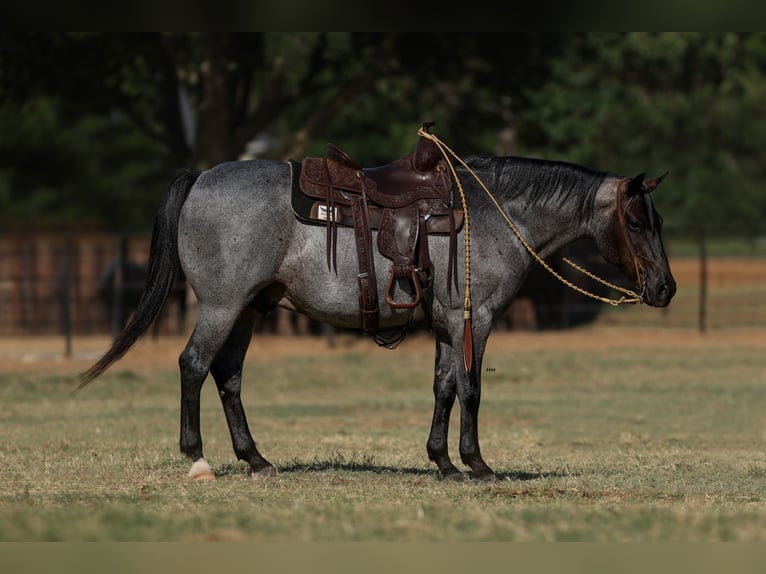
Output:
[193, 35, 241, 168]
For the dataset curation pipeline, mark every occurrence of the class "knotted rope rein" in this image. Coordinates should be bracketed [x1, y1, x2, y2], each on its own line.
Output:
[418, 128, 643, 371]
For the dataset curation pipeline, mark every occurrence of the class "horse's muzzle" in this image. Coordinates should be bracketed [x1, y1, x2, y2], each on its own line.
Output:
[645, 279, 676, 307]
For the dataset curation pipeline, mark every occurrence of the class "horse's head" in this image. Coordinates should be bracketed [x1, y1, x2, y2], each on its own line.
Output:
[594, 172, 676, 307]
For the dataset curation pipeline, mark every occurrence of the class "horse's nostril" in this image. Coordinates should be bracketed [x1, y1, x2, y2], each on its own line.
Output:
[657, 282, 675, 302]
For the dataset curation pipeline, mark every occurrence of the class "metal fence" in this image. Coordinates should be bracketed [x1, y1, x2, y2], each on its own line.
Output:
[0, 231, 764, 339]
[595, 257, 766, 330]
[0, 232, 184, 337]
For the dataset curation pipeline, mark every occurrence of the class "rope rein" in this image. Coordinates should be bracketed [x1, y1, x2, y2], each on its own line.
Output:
[418, 128, 644, 310]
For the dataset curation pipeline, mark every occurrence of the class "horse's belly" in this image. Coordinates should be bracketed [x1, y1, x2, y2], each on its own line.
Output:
[279, 284, 415, 330]
[276, 224, 437, 330]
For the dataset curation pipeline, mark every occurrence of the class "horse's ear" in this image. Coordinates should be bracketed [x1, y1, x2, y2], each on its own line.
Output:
[642, 171, 669, 193]
[626, 173, 645, 196]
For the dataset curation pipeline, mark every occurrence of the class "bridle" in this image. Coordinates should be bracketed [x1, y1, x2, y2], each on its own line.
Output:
[615, 180, 650, 299]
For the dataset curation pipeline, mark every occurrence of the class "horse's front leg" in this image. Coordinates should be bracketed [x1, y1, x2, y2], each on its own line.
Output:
[455, 323, 495, 481]
[426, 338, 464, 481]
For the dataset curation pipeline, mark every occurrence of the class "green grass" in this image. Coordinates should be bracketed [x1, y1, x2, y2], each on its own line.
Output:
[1, 331, 766, 541]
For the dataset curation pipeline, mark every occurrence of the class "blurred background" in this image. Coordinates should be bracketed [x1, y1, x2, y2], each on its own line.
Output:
[0, 32, 764, 350]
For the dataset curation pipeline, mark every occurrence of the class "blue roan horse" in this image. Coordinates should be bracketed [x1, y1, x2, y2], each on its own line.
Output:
[81, 147, 675, 482]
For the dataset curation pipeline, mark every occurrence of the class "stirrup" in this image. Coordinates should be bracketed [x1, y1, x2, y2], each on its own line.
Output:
[385, 268, 422, 309]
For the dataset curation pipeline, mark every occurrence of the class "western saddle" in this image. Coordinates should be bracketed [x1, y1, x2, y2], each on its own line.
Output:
[297, 123, 462, 344]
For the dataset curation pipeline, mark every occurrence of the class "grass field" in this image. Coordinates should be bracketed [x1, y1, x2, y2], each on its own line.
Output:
[1, 327, 766, 541]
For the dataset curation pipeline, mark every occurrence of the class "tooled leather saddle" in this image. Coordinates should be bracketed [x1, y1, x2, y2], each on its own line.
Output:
[294, 123, 463, 345]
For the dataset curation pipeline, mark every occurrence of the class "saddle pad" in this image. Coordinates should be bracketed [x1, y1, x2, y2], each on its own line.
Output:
[288, 160, 320, 225]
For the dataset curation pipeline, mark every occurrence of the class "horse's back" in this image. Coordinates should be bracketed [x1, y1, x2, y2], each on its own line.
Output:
[187, 159, 291, 205]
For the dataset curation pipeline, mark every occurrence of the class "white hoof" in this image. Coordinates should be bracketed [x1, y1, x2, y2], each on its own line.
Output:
[188, 458, 216, 481]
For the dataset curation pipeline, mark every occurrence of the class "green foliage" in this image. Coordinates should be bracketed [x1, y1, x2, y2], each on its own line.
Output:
[0, 97, 167, 230]
[1, 33, 765, 239]
[520, 33, 766, 240]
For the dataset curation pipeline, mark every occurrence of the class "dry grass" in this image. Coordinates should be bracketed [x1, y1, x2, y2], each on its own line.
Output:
[1, 327, 766, 541]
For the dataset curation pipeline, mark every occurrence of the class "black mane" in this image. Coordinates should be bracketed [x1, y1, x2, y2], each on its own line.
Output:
[465, 156, 609, 219]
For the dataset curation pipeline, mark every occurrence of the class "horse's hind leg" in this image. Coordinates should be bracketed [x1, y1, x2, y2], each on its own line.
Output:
[209, 307, 275, 477]
[179, 304, 243, 480]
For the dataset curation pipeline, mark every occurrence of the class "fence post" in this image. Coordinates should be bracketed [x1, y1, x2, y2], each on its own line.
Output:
[698, 234, 707, 333]
[111, 235, 128, 341]
[61, 235, 73, 358]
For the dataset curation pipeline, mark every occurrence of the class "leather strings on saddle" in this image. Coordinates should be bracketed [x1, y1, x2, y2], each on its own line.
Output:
[296, 123, 463, 346]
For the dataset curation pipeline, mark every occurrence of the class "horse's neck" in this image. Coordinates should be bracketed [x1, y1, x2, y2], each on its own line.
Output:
[513, 207, 585, 261]
[499, 180, 599, 260]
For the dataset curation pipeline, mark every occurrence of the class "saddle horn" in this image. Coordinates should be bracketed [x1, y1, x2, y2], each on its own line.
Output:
[414, 122, 441, 172]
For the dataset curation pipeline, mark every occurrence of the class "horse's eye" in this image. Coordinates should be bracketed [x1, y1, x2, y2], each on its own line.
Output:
[628, 221, 643, 233]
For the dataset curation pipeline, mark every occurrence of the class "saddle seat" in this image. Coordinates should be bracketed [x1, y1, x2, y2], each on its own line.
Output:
[297, 124, 461, 343]
[325, 135, 449, 208]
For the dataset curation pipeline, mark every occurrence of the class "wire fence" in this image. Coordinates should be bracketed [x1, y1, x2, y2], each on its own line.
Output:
[0, 232, 764, 341]
[0, 232, 185, 338]
[594, 257, 766, 330]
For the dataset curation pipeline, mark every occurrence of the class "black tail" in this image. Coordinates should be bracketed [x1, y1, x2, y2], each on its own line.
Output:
[79, 169, 201, 388]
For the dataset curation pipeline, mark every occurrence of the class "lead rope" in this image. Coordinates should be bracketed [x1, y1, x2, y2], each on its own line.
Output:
[418, 130, 473, 372]
[418, 128, 643, 371]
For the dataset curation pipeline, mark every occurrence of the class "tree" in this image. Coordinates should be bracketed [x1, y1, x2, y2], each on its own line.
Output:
[0, 33, 564, 229]
[519, 33, 766, 236]
[6, 33, 764, 244]
[0, 33, 407, 228]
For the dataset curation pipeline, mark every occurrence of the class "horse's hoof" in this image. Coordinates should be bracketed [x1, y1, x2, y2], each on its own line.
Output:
[188, 458, 216, 481]
[249, 464, 277, 479]
[442, 470, 466, 482]
[471, 472, 497, 483]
